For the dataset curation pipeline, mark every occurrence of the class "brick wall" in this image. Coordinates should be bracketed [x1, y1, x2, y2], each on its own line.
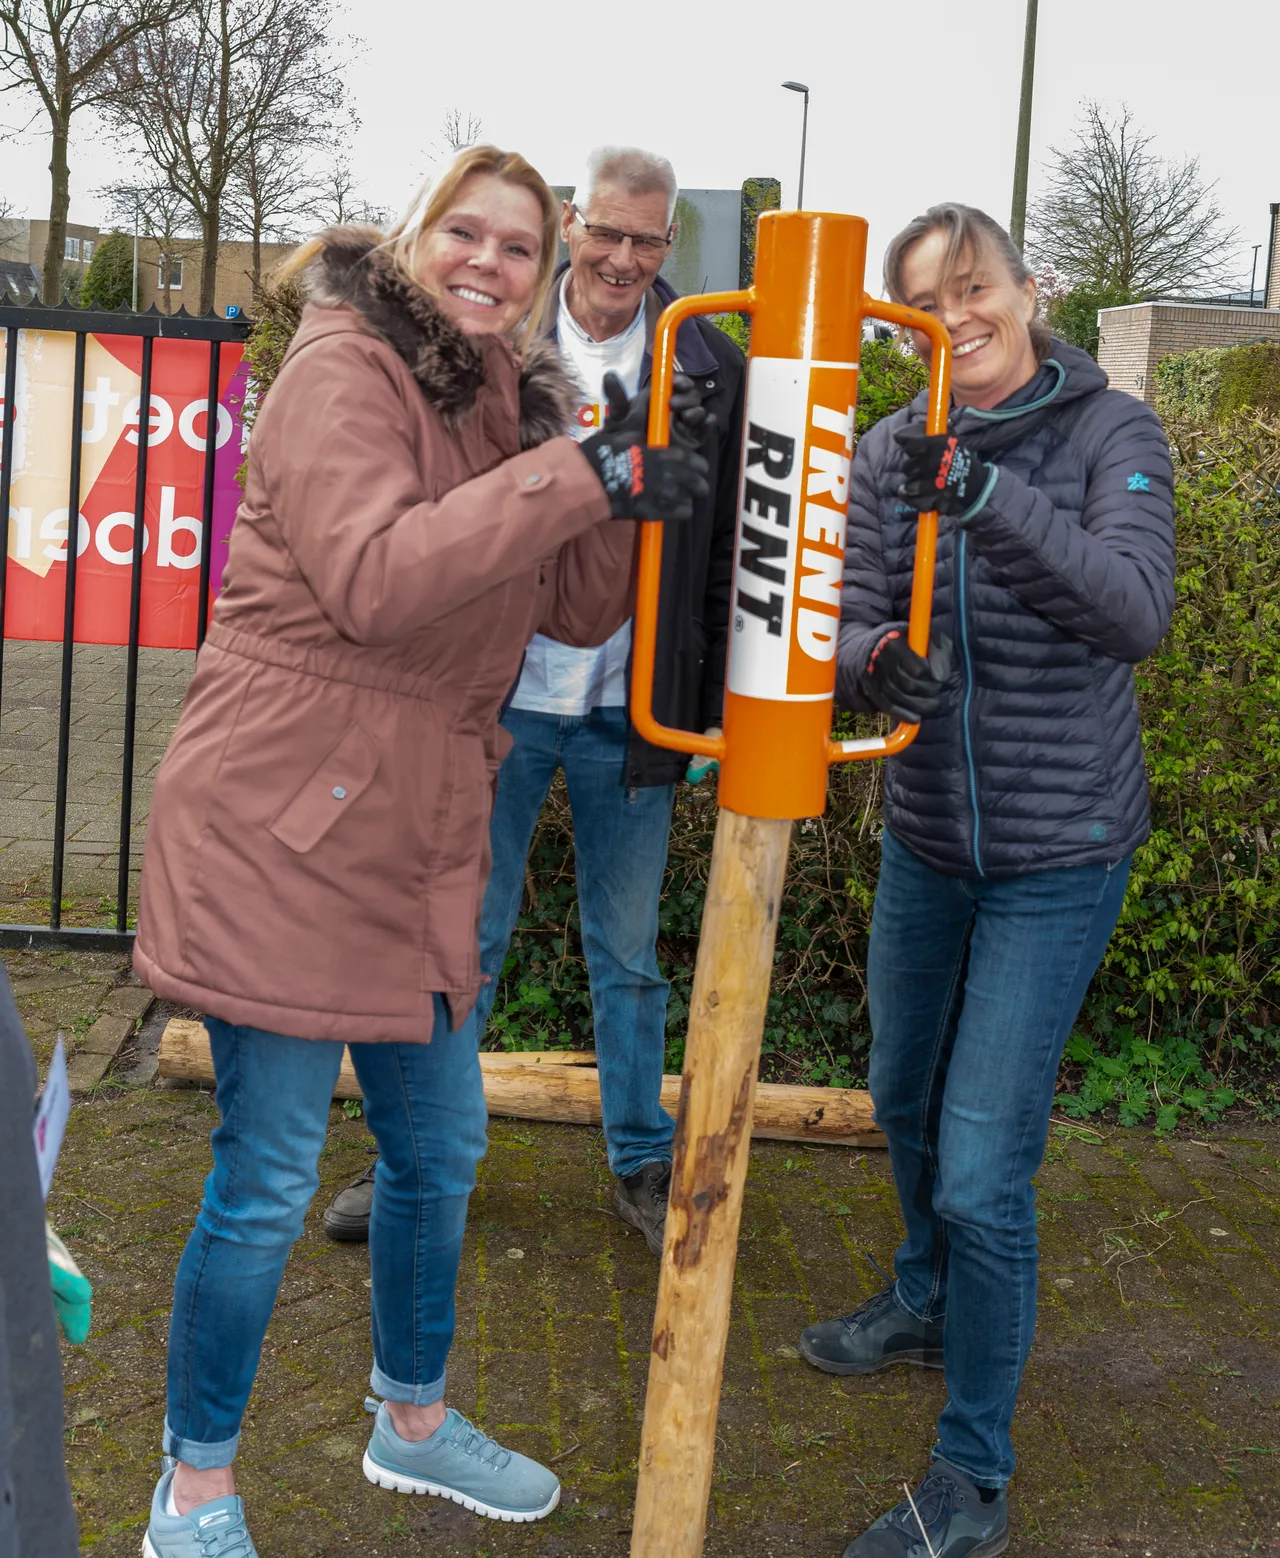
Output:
[134, 236, 298, 316]
[1098, 301, 1280, 403]
[1267, 204, 1280, 311]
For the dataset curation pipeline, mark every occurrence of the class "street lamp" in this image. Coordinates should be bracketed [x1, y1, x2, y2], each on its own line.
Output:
[782, 81, 810, 210]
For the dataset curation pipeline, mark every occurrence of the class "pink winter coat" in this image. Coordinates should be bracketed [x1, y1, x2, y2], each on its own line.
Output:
[134, 229, 633, 1041]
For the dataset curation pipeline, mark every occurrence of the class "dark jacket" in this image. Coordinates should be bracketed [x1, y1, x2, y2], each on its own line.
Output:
[0, 971, 80, 1557]
[545, 266, 746, 785]
[838, 340, 1176, 878]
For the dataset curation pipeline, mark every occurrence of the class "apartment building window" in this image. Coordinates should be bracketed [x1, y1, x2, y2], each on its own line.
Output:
[159, 256, 184, 290]
[82, 239, 95, 263]
[64, 236, 80, 261]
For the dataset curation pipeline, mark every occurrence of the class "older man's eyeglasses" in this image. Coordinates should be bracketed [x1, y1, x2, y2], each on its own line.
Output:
[572, 207, 673, 256]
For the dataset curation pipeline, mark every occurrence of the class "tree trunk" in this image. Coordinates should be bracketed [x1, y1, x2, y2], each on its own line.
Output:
[251, 225, 262, 296]
[42, 108, 73, 304]
[199, 203, 221, 314]
[156, 1018, 886, 1147]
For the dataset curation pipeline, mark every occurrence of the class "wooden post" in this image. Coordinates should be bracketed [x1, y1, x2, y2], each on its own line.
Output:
[630, 810, 792, 1558]
[626, 210, 949, 1554]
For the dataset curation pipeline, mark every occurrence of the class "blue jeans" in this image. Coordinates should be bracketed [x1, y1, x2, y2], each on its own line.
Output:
[867, 830, 1131, 1488]
[164, 998, 487, 1469]
[473, 705, 676, 1179]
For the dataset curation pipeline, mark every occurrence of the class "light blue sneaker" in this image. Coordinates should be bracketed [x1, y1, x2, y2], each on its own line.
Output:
[362, 1399, 560, 1522]
[142, 1463, 258, 1557]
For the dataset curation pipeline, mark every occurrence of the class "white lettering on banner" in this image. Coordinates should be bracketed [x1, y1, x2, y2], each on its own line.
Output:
[81, 378, 122, 445]
[122, 395, 174, 447]
[7, 501, 197, 567]
[96, 512, 150, 565]
[158, 486, 201, 569]
[177, 399, 233, 452]
[39, 509, 91, 562]
[10, 508, 33, 560]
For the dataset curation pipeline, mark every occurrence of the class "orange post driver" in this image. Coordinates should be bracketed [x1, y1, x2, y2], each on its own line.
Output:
[634, 209, 952, 818]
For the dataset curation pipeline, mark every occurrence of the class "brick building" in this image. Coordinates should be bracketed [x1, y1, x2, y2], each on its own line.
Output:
[1097, 300, 1280, 402]
[132, 235, 298, 315]
[0, 217, 104, 299]
[1266, 202, 1280, 310]
[0, 214, 300, 314]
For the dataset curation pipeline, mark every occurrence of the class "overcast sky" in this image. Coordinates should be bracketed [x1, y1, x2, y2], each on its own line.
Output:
[2, 0, 1274, 289]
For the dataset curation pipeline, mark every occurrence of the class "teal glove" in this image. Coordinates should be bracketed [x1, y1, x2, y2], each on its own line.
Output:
[685, 728, 722, 785]
[47, 1224, 92, 1344]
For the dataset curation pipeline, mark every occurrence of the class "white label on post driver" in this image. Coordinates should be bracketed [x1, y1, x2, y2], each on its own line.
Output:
[727, 357, 858, 702]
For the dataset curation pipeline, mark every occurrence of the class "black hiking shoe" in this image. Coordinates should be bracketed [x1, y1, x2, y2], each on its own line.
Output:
[613, 1161, 671, 1255]
[322, 1159, 377, 1243]
[842, 1457, 1008, 1557]
[799, 1280, 944, 1376]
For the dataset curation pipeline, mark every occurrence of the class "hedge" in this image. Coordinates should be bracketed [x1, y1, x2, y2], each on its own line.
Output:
[488, 404, 1280, 1128]
[1154, 342, 1280, 424]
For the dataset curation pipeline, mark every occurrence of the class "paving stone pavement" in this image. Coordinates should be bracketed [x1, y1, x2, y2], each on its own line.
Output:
[0, 639, 192, 912]
[12, 954, 1279, 1558]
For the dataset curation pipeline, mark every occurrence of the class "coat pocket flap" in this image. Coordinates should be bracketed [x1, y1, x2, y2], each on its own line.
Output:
[268, 724, 380, 855]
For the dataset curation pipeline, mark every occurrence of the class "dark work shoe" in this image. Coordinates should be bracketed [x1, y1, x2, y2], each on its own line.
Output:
[322, 1160, 377, 1243]
[613, 1161, 671, 1255]
[842, 1457, 1008, 1557]
[798, 1285, 944, 1376]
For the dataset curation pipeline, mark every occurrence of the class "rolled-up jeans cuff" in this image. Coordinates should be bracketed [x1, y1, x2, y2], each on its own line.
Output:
[893, 1278, 942, 1326]
[369, 1362, 446, 1407]
[163, 1417, 239, 1469]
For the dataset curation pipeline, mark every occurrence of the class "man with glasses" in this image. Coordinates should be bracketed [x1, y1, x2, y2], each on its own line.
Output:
[322, 146, 745, 1255]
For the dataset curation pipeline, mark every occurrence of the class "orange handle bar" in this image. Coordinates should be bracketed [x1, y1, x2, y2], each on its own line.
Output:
[827, 297, 951, 764]
[633, 287, 951, 773]
[630, 290, 752, 763]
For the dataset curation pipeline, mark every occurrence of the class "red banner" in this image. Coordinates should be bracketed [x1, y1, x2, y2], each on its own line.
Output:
[0, 330, 247, 649]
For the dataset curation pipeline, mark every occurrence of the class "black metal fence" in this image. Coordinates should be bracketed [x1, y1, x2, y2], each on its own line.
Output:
[0, 298, 251, 951]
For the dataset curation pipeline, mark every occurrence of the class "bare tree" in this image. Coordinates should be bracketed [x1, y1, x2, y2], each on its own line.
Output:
[225, 137, 313, 292]
[100, 175, 200, 311]
[309, 156, 389, 229]
[438, 107, 482, 156]
[0, 0, 192, 302]
[1027, 102, 1240, 297]
[0, 191, 24, 256]
[107, 0, 347, 314]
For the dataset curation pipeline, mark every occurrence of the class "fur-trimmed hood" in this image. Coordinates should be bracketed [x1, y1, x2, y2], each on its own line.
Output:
[305, 226, 577, 450]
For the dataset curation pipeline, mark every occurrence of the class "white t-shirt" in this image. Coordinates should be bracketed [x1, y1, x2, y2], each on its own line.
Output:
[508, 273, 645, 716]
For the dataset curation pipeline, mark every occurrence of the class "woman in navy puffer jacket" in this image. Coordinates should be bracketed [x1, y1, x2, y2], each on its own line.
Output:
[799, 205, 1176, 1558]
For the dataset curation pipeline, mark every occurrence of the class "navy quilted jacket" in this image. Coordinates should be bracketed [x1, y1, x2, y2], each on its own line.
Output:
[837, 340, 1176, 878]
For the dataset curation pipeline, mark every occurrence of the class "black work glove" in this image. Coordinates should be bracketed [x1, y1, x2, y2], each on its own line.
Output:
[858, 627, 954, 723]
[895, 429, 997, 519]
[668, 373, 717, 448]
[582, 372, 711, 521]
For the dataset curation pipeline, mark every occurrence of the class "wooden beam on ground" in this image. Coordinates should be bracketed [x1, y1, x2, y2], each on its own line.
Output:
[157, 1018, 883, 1149]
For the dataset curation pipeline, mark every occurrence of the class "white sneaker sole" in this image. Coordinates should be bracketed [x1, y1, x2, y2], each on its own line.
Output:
[142, 1538, 159, 1558]
[361, 1450, 561, 1523]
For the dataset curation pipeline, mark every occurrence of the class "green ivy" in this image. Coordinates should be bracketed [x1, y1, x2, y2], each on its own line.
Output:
[1047, 286, 1137, 359]
[1155, 342, 1280, 424]
[856, 338, 928, 434]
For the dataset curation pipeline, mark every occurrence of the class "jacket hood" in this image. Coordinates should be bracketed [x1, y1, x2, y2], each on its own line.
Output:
[901, 337, 1107, 458]
[305, 226, 578, 449]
